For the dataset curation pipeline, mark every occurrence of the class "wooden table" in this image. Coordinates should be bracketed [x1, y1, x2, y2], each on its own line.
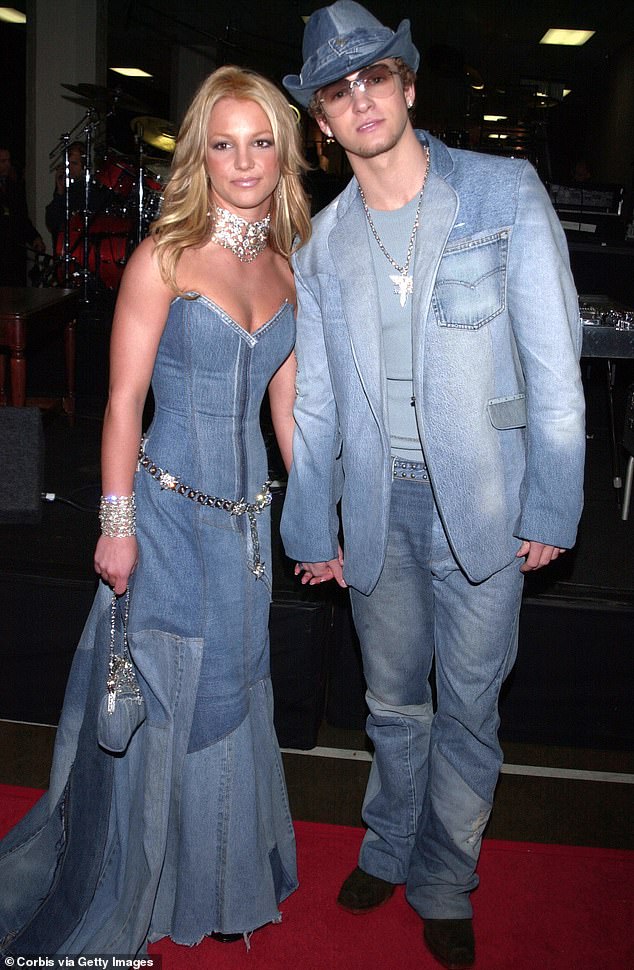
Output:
[0, 287, 80, 423]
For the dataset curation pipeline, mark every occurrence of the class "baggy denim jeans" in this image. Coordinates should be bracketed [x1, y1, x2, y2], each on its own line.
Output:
[349, 460, 523, 918]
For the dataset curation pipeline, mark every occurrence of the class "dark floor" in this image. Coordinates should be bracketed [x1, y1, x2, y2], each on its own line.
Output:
[1, 719, 632, 850]
[0, 323, 633, 856]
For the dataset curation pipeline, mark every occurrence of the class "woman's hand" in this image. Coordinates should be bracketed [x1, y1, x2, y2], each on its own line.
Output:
[94, 535, 139, 595]
[294, 544, 346, 587]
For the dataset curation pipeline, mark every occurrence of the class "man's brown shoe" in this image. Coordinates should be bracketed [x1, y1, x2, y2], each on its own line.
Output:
[423, 918, 475, 969]
[337, 866, 395, 914]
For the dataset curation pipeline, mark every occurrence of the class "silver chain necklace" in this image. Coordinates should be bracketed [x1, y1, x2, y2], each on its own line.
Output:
[358, 145, 431, 307]
[210, 203, 271, 263]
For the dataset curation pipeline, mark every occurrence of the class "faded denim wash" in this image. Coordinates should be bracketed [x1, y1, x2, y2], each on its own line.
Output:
[0, 296, 297, 953]
[281, 132, 585, 914]
[350, 470, 522, 917]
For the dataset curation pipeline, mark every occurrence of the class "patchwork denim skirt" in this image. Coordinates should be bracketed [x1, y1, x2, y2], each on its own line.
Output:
[0, 296, 298, 952]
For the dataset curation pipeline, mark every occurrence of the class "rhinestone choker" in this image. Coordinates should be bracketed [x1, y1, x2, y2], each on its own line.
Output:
[209, 203, 271, 263]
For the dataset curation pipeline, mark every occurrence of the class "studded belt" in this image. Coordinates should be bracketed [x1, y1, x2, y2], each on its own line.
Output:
[391, 456, 430, 483]
[137, 444, 272, 578]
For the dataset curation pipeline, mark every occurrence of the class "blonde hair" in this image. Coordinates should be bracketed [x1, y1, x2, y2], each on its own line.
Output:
[152, 65, 311, 291]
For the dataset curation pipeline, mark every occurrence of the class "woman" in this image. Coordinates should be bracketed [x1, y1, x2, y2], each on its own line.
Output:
[0, 66, 310, 954]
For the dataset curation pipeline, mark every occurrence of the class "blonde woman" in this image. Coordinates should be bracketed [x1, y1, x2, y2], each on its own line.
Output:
[0, 67, 310, 954]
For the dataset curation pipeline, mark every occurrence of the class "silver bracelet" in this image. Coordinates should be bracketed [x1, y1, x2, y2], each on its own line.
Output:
[99, 492, 136, 537]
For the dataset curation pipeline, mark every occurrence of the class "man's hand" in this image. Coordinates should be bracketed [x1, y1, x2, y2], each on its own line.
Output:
[54, 167, 66, 195]
[295, 545, 347, 587]
[516, 540, 567, 573]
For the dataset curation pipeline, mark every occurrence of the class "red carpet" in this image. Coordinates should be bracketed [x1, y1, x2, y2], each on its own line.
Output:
[1, 785, 632, 969]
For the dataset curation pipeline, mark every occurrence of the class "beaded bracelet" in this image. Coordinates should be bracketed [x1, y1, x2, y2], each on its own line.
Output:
[99, 492, 136, 538]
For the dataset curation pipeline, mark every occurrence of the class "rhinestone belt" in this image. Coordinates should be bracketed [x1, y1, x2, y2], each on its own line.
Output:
[137, 446, 272, 578]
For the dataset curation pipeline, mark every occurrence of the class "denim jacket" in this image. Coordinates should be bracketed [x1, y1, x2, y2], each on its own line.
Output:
[281, 132, 585, 593]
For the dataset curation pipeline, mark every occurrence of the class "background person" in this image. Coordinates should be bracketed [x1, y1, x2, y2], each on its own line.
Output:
[45, 141, 110, 244]
[0, 146, 45, 285]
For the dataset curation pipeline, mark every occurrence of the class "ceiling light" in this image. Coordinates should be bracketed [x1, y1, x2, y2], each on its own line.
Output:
[563, 88, 572, 97]
[540, 29, 595, 46]
[488, 134, 508, 140]
[483, 115, 507, 122]
[0, 7, 26, 23]
[110, 67, 153, 78]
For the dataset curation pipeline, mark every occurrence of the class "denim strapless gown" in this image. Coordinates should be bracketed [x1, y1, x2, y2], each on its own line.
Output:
[0, 295, 298, 953]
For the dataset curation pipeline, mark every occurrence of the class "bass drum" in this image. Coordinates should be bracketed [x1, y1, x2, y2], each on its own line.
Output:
[141, 162, 168, 234]
[90, 213, 134, 289]
[54, 212, 133, 290]
[95, 150, 135, 201]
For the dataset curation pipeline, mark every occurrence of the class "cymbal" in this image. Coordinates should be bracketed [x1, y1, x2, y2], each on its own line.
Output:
[61, 83, 148, 113]
[62, 95, 106, 110]
[142, 155, 172, 175]
[131, 116, 177, 153]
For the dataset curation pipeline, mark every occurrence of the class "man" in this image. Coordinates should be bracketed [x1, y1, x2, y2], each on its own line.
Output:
[45, 141, 91, 244]
[0, 147, 45, 285]
[281, 3, 585, 968]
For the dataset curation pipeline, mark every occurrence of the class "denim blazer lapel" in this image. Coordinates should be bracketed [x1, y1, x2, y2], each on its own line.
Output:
[411, 170, 458, 394]
[329, 188, 388, 433]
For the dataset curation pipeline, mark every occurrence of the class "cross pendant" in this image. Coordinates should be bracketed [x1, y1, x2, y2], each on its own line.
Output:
[390, 273, 413, 307]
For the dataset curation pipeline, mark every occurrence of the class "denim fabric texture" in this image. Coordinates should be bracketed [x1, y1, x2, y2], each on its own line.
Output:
[282, 0, 419, 106]
[281, 131, 585, 916]
[0, 297, 298, 952]
[281, 131, 585, 593]
[350, 474, 522, 917]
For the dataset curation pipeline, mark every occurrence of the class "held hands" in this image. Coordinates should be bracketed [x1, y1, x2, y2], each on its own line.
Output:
[296, 542, 566, 582]
[516, 540, 567, 573]
[295, 545, 347, 588]
[94, 535, 138, 595]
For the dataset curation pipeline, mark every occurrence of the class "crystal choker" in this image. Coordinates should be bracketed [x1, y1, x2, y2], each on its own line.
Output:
[209, 203, 271, 263]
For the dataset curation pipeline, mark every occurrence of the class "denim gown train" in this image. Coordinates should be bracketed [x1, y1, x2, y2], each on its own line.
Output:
[0, 294, 298, 954]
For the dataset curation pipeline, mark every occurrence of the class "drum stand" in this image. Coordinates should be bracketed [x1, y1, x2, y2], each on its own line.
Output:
[130, 122, 167, 246]
[48, 91, 171, 299]
[49, 110, 102, 303]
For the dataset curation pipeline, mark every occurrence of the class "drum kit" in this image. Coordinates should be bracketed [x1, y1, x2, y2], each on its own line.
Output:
[47, 82, 177, 300]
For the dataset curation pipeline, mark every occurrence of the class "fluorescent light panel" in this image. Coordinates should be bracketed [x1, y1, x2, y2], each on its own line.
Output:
[483, 115, 507, 121]
[0, 7, 26, 22]
[110, 67, 153, 78]
[540, 28, 595, 46]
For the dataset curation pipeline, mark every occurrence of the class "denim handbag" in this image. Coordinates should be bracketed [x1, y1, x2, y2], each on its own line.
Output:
[97, 587, 146, 753]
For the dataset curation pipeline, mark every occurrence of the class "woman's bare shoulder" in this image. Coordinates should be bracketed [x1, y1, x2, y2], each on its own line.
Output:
[118, 236, 170, 293]
[114, 236, 174, 317]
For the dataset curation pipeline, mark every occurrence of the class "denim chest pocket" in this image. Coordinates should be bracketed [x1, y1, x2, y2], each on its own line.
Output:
[432, 230, 509, 330]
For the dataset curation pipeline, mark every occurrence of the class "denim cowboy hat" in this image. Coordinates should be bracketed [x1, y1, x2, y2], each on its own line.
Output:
[283, 0, 420, 107]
